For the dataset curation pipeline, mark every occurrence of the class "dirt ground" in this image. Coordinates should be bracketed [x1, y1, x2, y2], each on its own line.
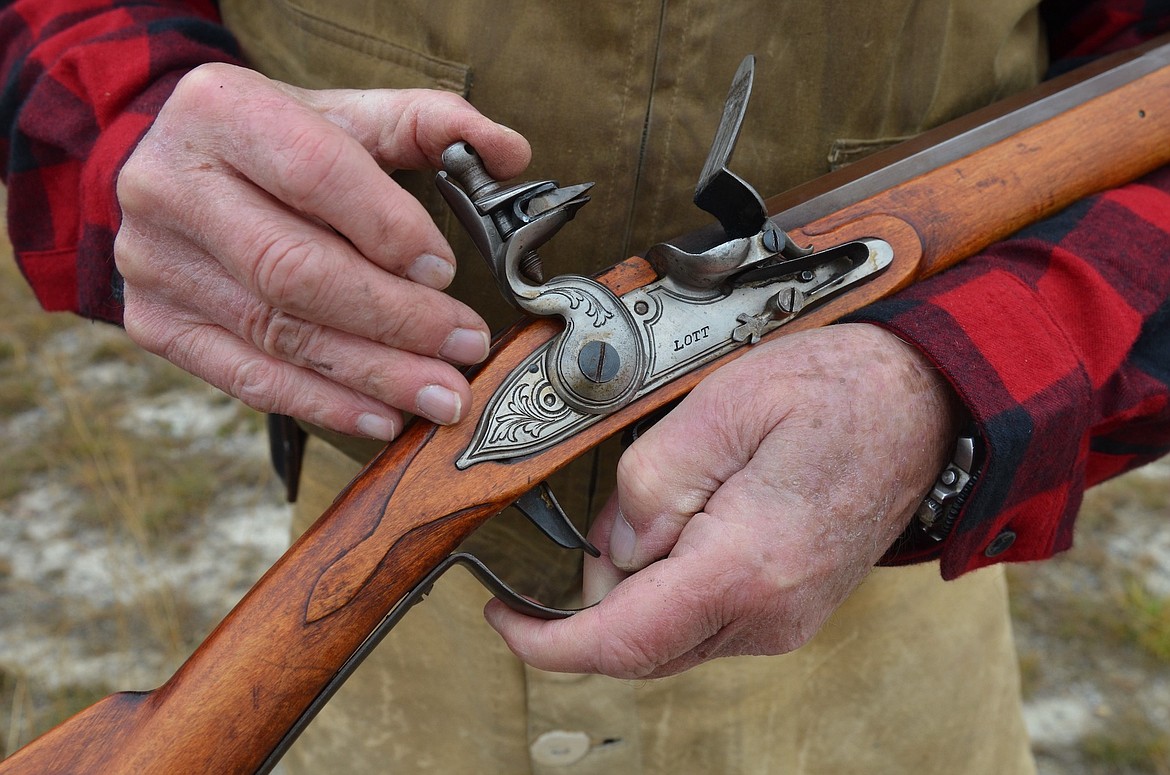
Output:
[0, 237, 1167, 772]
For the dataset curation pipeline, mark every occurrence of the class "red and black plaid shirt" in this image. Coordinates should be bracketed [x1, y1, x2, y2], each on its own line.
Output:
[1, 0, 1168, 577]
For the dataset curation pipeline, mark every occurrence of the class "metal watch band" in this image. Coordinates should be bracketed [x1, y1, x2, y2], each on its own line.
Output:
[914, 429, 980, 542]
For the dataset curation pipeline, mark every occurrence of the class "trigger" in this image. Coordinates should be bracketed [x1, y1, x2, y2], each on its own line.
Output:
[514, 483, 600, 557]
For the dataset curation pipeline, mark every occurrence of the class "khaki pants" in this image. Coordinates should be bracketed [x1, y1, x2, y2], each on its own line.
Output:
[284, 438, 1035, 774]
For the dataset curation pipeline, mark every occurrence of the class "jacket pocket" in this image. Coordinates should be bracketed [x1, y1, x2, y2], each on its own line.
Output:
[220, 0, 470, 94]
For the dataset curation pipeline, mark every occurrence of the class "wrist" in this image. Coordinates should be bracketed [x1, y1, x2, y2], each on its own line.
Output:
[862, 324, 963, 464]
[855, 324, 971, 541]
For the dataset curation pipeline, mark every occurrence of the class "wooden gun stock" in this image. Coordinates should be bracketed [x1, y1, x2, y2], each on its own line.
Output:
[4, 36, 1170, 774]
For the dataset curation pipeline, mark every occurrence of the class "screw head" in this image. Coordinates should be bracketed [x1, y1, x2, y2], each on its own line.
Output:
[578, 340, 621, 383]
[762, 228, 783, 253]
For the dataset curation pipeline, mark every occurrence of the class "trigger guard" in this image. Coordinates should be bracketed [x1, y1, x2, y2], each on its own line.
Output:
[449, 552, 588, 620]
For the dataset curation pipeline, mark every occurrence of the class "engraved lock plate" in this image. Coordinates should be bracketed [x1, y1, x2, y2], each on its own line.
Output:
[438, 55, 895, 469]
[457, 237, 892, 467]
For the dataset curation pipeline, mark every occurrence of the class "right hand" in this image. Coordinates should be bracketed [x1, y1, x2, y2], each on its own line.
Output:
[488, 324, 958, 678]
[115, 63, 530, 440]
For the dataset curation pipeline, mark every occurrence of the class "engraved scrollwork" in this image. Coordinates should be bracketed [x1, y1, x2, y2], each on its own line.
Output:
[458, 349, 598, 469]
[524, 282, 617, 330]
[533, 286, 615, 328]
[488, 379, 573, 445]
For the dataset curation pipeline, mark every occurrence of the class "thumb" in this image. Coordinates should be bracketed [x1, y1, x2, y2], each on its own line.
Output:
[608, 391, 755, 572]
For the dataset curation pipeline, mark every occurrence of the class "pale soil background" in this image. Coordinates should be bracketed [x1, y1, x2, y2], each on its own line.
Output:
[0, 223, 1166, 772]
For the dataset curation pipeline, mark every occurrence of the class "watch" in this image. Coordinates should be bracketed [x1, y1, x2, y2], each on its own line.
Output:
[914, 428, 980, 542]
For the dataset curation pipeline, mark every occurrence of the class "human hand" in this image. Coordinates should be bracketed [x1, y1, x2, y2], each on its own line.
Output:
[486, 324, 959, 678]
[115, 63, 530, 440]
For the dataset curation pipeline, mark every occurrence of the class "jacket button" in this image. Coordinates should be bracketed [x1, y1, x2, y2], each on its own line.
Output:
[984, 530, 1016, 557]
[530, 730, 591, 766]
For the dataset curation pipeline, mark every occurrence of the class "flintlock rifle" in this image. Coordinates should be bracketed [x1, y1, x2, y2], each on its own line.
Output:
[4, 34, 1170, 774]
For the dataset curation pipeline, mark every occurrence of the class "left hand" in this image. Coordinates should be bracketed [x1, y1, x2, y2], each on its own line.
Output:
[485, 323, 959, 679]
[115, 64, 530, 440]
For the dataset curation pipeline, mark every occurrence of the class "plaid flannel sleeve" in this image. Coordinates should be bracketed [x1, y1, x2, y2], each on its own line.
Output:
[858, 0, 1170, 576]
[0, 0, 241, 324]
[857, 168, 1170, 577]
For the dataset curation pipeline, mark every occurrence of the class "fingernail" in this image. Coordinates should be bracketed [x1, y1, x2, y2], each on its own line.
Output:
[416, 384, 462, 425]
[609, 509, 637, 569]
[357, 413, 398, 441]
[440, 328, 489, 365]
[406, 253, 456, 290]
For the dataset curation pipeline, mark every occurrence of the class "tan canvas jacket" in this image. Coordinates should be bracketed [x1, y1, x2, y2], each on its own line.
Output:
[220, 0, 1045, 331]
[213, 6, 1047, 773]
